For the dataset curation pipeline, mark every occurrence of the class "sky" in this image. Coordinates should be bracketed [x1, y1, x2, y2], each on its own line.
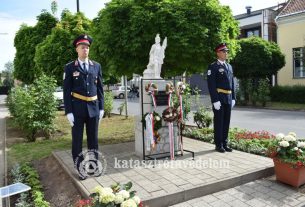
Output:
[0, 0, 287, 71]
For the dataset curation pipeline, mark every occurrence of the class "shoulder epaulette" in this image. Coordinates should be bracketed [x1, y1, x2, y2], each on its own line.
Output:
[65, 61, 74, 66]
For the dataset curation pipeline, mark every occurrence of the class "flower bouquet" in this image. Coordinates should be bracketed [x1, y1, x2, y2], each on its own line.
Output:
[76, 182, 143, 207]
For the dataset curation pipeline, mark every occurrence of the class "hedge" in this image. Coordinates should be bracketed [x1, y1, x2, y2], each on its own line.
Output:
[270, 85, 305, 104]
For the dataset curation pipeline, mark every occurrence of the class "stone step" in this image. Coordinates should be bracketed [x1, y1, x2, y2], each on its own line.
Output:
[53, 139, 274, 207]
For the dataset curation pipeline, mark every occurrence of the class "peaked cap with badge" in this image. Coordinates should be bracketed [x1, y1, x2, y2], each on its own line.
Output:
[73, 34, 93, 47]
[215, 43, 229, 52]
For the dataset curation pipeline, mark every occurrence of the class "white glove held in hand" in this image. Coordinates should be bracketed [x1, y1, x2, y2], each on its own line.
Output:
[99, 110, 104, 123]
[213, 101, 221, 110]
[66, 113, 74, 127]
[231, 100, 236, 108]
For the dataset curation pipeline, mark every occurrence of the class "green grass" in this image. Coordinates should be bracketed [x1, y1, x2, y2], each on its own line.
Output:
[7, 111, 135, 165]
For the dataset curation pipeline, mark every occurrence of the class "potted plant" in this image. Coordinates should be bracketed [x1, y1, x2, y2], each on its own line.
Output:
[267, 132, 305, 187]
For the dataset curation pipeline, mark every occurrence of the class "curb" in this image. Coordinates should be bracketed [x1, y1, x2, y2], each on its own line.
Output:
[143, 167, 274, 207]
[52, 152, 90, 199]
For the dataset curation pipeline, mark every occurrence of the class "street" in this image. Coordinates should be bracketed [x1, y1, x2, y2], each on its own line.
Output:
[112, 97, 305, 136]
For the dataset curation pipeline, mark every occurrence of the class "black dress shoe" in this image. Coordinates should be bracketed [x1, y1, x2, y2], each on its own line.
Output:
[78, 174, 88, 181]
[224, 146, 233, 152]
[215, 147, 226, 153]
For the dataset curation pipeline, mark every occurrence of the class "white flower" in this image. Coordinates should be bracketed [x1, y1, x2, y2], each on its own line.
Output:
[155, 116, 160, 121]
[276, 133, 285, 140]
[293, 147, 299, 151]
[99, 191, 115, 204]
[288, 132, 297, 137]
[118, 190, 130, 199]
[99, 187, 115, 204]
[114, 194, 124, 204]
[94, 186, 104, 194]
[132, 196, 141, 205]
[121, 199, 137, 207]
[103, 187, 113, 194]
[284, 135, 296, 142]
[279, 140, 289, 147]
[297, 142, 305, 149]
[300, 149, 303, 153]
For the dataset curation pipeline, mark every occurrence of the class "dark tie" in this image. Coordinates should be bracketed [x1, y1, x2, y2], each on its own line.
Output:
[224, 63, 228, 71]
[83, 63, 87, 71]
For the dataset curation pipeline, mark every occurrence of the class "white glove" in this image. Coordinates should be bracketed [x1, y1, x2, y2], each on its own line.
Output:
[66, 113, 74, 127]
[213, 101, 221, 110]
[231, 100, 236, 108]
[99, 110, 104, 123]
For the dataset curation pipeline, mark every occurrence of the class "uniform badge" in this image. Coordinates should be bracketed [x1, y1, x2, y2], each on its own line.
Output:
[207, 70, 211, 76]
[218, 68, 224, 73]
[73, 71, 80, 77]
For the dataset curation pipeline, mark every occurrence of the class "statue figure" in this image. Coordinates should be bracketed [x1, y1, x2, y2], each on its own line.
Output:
[145, 34, 167, 79]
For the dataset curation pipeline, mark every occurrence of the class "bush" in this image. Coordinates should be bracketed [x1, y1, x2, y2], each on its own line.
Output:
[6, 75, 57, 141]
[193, 106, 213, 128]
[104, 91, 114, 117]
[270, 85, 305, 104]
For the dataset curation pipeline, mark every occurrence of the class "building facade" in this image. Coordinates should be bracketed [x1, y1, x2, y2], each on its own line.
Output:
[276, 0, 305, 86]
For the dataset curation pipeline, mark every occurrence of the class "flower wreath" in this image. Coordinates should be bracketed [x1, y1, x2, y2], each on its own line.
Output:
[145, 82, 158, 94]
[145, 82, 158, 108]
[142, 111, 162, 131]
[142, 111, 162, 146]
[162, 107, 178, 123]
[176, 81, 186, 94]
[165, 82, 175, 94]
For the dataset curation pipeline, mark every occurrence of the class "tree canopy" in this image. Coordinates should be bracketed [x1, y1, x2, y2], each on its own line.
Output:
[14, 11, 58, 84]
[231, 36, 286, 79]
[34, 10, 92, 84]
[90, 0, 239, 78]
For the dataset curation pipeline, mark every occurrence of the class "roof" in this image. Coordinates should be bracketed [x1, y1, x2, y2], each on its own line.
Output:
[278, 0, 305, 17]
[234, 5, 284, 20]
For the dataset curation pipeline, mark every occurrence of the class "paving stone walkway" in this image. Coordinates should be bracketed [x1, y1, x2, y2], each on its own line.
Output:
[171, 176, 305, 207]
[54, 138, 275, 206]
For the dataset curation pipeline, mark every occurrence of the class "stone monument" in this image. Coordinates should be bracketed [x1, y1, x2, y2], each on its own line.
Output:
[143, 34, 167, 79]
[135, 35, 180, 159]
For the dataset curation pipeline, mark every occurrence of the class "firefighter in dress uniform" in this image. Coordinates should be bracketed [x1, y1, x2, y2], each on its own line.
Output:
[207, 43, 235, 153]
[63, 34, 104, 180]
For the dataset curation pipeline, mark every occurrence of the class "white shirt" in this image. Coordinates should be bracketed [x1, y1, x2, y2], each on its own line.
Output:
[218, 59, 228, 70]
[78, 58, 89, 71]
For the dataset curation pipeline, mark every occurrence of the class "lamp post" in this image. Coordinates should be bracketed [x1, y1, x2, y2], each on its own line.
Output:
[76, 0, 80, 12]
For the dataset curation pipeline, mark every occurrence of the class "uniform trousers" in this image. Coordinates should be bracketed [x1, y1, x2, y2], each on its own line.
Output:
[212, 103, 231, 148]
[72, 112, 99, 170]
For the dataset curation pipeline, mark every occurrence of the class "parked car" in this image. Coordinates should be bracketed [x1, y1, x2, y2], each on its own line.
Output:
[112, 86, 131, 99]
[54, 87, 64, 109]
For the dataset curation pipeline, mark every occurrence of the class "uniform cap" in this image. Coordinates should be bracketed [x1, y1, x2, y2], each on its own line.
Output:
[73, 34, 93, 47]
[215, 43, 229, 52]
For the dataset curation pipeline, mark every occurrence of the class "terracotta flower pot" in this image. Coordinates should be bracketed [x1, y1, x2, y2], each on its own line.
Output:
[273, 159, 305, 187]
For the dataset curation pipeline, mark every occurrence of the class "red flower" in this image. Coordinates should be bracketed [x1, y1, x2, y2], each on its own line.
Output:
[295, 161, 304, 168]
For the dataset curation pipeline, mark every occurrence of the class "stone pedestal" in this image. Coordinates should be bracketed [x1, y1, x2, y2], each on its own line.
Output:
[135, 78, 181, 159]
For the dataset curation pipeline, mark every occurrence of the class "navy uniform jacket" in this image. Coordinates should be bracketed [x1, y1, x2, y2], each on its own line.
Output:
[63, 60, 104, 118]
[207, 61, 235, 104]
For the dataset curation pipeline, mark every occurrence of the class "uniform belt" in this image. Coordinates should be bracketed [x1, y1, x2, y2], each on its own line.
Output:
[217, 88, 232, 94]
[72, 92, 97, 101]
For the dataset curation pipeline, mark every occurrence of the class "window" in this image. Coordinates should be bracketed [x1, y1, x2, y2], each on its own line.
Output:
[245, 28, 260, 37]
[293, 47, 305, 78]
